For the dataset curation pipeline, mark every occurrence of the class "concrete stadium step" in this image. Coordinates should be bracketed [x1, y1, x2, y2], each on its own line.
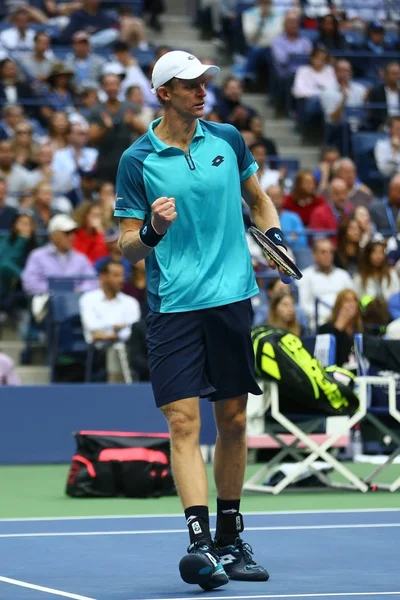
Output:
[16, 365, 50, 385]
[1, 340, 24, 364]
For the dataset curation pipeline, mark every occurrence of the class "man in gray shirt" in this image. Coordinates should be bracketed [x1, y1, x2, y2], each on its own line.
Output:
[20, 31, 55, 81]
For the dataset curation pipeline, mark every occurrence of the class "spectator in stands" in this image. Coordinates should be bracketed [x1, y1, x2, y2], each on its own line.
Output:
[123, 258, 148, 316]
[52, 121, 98, 204]
[362, 296, 391, 335]
[354, 205, 375, 247]
[313, 146, 340, 192]
[111, 41, 154, 108]
[88, 73, 146, 182]
[248, 114, 279, 159]
[292, 46, 336, 125]
[314, 14, 349, 52]
[98, 181, 115, 230]
[267, 184, 307, 249]
[310, 177, 352, 242]
[42, 63, 75, 117]
[126, 85, 155, 128]
[332, 157, 373, 208]
[20, 31, 55, 82]
[366, 62, 400, 131]
[0, 104, 24, 141]
[284, 169, 326, 226]
[60, 0, 119, 46]
[31, 181, 61, 229]
[342, 0, 387, 26]
[0, 210, 37, 302]
[144, 0, 164, 33]
[242, 0, 284, 82]
[64, 31, 106, 90]
[302, 0, 345, 26]
[72, 201, 108, 264]
[47, 110, 70, 152]
[0, 352, 21, 385]
[271, 10, 312, 79]
[79, 258, 141, 382]
[21, 213, 97, 296]
[0, 176, 17, 229]
[318, 288, 363, 369]
[0, 59, 36, 120]
[215, 77, 257, 130]
[11, 121, 37, 170]
[0, 4, 35, 51]
[29, 142, 73, 213]
[360, 22, 395, 84]
[321, 59, 367, 153]
[354, 236, 400, 301]
[94, 226, 131, 281]
[75, 84, 99, 121]
[298, 238, 354, 328]
[374, 115, 400, 177]
[267, 291, 303, 335]
[251, 143, 282, 190]
[0, 139, 34, 200]
[369, 173, 400, 236]
[252, 276, 290, 326]
[333, 215, 362, 276]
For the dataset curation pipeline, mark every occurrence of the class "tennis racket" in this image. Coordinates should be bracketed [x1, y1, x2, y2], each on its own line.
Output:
[248, 226, 303, 281]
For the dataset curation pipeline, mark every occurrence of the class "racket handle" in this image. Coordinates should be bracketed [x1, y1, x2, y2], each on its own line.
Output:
[280, 274, 293, 284]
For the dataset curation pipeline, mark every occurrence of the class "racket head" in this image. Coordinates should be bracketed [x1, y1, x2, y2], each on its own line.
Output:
[248, 226, 303, 280]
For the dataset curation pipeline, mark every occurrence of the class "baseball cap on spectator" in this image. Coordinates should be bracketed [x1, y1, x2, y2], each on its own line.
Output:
[369, 21, 385, 33]
[102, 63, 125, 79]
[48, 214, 78, 234]
[151, 51, 219, 94]
[105, 226, 120, 243]
[73, 31, 90, 43]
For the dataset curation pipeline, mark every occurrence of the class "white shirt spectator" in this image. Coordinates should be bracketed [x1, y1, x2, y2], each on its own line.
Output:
[259, 168, 281, 190]
[79, 288, 141, 344]
[0, 27, 35, 51]
[374, 138, 400, 177]
[320, 81, 366, 124]
[292, 64, 336, 98]
[353, 270, 400, 300]
[298, 265, 355, 327]
[303, 0, 343, 18]
[52, 146, 99, 191]
[342, 0, 386, 22]
[242, 6, 284, 48]
[385, 88, 400, 117]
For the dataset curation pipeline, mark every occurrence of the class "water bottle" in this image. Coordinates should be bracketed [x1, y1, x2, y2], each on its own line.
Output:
[351, 424, 363, 459]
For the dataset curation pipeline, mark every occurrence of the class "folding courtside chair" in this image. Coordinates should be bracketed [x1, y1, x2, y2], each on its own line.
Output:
[353, 334, 400, 492]
[244, 334, 370, 494]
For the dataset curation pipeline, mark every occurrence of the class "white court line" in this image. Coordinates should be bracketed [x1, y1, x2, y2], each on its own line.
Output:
[1, 523, 399, 539]
[0, 575, 96, 600]
[1, 508, 400, 522]
[138, 593, 400, 600]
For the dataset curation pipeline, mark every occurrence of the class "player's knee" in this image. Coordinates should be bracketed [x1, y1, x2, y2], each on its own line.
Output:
[163, 407, 200, 444]
[217, 410, 247, 441]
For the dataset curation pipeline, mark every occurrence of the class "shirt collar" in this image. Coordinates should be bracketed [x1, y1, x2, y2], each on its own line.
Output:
[147, 117, 205, 154]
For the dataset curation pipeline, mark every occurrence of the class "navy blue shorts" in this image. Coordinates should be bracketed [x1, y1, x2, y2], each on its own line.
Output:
[145, 299, 262, 407]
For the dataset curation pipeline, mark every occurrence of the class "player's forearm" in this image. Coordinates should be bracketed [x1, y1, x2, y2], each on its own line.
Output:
[119, 230, 153, 264]
[249, 194, 281, 233]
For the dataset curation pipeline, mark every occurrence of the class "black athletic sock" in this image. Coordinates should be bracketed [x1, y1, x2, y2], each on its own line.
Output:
[184, 505, 212, 545]
[215, 498, 243, 546]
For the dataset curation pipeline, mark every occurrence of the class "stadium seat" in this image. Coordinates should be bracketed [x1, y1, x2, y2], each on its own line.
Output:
[299, 29, 318, 43]
[47, 292, 88, 382]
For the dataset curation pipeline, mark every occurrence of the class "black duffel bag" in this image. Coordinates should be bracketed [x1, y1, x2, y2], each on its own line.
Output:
[66, 430, 176, 498]
[252, 326, 359, 416]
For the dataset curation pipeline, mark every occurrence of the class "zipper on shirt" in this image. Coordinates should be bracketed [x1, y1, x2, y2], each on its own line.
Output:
[184, 150, 196, 170]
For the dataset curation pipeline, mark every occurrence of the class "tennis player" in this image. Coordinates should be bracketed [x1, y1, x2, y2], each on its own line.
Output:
[114, 50, 290, 591]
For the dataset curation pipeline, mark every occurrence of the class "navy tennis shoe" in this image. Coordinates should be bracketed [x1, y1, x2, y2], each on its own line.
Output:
[215, 537, 270, 581]
[179, 542, 229, 590]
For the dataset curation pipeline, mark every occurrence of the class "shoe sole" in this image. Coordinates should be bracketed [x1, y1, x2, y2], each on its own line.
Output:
[179, 554, 228, 590]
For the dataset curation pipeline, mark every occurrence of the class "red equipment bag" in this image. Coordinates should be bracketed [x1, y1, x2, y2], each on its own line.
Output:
[66, 430, 176, 498]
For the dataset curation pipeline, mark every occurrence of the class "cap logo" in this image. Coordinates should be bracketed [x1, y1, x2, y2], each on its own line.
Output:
[188, 55, 195, 60]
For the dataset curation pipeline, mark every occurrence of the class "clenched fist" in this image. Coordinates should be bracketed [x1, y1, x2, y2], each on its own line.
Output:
[151, 197, 177, 235]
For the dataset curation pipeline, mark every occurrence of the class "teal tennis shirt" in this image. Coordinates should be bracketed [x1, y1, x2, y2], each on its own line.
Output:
[114, 118, 259, 313]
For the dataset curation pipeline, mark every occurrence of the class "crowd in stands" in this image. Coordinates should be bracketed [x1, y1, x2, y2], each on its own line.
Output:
[0, 0, 399, 383]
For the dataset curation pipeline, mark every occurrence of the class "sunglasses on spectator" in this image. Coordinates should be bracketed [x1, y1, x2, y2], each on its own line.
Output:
[16, 129, 32, 134]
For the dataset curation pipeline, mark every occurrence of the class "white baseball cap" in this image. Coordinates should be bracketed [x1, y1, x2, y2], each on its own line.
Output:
[151, 50, 219, 94]
[48, 214, 78, 234]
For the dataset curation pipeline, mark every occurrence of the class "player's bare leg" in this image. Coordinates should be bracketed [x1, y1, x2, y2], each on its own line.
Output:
[161, 397, 228, 590]
[213, 395, 269, 581]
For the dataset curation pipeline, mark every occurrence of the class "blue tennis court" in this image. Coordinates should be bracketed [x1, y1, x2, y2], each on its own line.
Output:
[0, 509, 399, 600]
